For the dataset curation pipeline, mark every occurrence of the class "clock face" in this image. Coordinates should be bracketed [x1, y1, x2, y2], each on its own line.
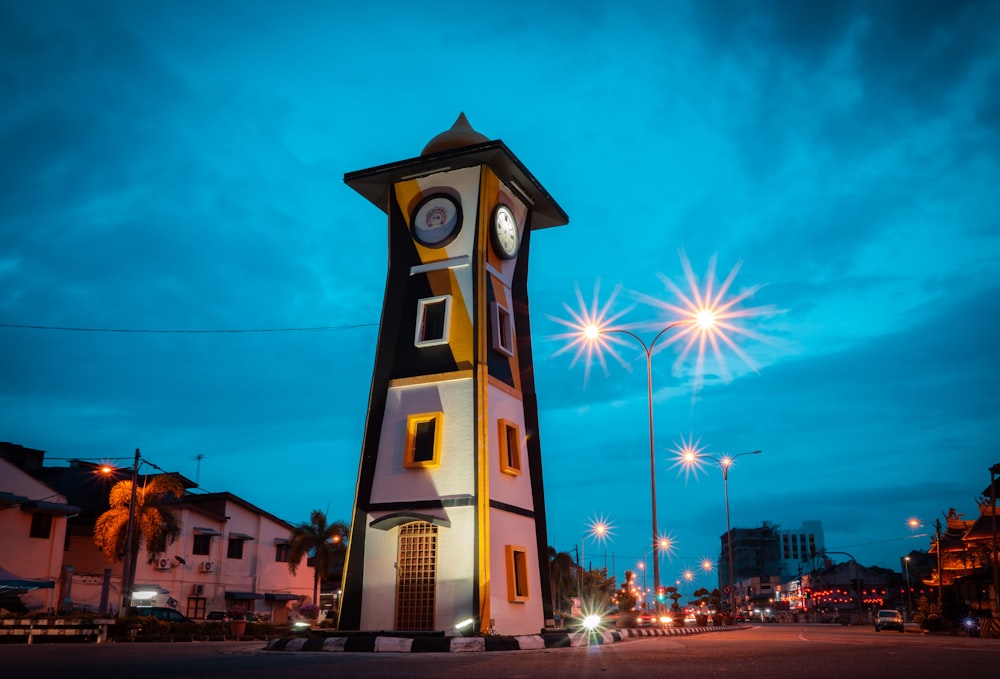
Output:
[491, 204, 519, 259]
[412, 193, 461, 248]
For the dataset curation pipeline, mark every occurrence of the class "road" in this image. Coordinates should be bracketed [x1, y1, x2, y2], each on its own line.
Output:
[1, 625, 997, 679]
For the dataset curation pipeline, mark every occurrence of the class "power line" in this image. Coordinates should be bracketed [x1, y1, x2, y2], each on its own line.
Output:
[0, 322, 377, 334]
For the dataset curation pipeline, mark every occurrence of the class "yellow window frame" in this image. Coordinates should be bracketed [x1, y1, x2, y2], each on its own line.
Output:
[404, 412, 443, 469]
[505, 544, 529, 603]
[498, 418, 522, 476]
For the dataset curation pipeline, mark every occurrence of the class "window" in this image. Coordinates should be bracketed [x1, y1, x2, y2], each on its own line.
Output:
[404, 412, 443, 469]
[414, 296, 451, 347]
[505, 545, 529, 602]
[275, 543, 291, 563]
[498, 419, 522, 475]
[227, 537, 245, 559]
[193, 534, 212, 556]
[491, 302, 515, 356]
[187, 598, 206, 619]
[29, 513, 52, 539]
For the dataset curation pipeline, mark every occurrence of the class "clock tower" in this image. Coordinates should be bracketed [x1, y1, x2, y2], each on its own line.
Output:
[338, 114, 568, 636]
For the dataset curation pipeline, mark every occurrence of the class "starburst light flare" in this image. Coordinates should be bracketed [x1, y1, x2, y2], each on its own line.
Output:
[636, 250, 778, 391]
[669, 434, 709, 481]
[656, 531, 678, 559]
[547, 280, 638, 384]
[586, 514, 615, 545]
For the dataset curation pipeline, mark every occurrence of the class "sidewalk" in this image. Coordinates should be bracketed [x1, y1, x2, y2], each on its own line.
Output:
[265, 623, 746, 653]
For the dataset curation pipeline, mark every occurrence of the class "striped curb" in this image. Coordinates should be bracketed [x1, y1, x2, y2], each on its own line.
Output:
[265, 624, 744, 653]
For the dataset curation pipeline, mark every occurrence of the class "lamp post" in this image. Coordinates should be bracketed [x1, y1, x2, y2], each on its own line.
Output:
[684, 448, 761, 616]
[637, 560, 647, 610]
[119, 448, 141, 619]
[577, 518, 612, 601]
[825, 550, 863, 623]
[902, 556, 913, 621]
[584, 320, 708, 608]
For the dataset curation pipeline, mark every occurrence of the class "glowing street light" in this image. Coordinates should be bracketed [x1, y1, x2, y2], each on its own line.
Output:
[102, 448, 143, 619]
[675, 444, 762, 616]
[902, 556, 913, 620]
[580, 320, 702, 606]
[578, 516, 614, 599]
[551, 253, 773, 611]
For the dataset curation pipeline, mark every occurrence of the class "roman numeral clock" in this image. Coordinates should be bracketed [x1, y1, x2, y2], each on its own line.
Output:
[337, 114, 568, 636]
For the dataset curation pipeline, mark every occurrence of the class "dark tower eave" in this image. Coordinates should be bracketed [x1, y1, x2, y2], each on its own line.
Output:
[344, 140, 569, 230]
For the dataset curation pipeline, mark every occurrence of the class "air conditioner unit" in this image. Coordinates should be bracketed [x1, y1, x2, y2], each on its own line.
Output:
[192, 584, 205, 595]
[200, 561, 214, 573]
[156, 557, 172, 570]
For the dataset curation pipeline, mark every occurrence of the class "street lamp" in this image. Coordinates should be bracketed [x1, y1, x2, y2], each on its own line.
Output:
[101, 448, 144, 619]
[825, 550, 864, 623]
[902, 556, 913, 621]
[636, 559, 647, 610]
[680, 447, 761, 616]
[578, 517, 613, 600]
[583, 319, 714, 608]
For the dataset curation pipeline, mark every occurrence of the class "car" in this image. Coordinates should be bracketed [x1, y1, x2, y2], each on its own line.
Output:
[635, 612, 672, 628]
[131, 606, 192, 623]
[206, 610, 229, 621]
[874, 609, 904, 633]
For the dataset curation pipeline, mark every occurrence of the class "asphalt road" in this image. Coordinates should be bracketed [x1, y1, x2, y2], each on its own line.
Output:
[2, 625, 997, 679]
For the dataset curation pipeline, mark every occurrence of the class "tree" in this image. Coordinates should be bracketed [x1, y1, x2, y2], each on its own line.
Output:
[93, 473, 185, 566]
[287, 509, 348, 606]
[548, 546, 576, 615]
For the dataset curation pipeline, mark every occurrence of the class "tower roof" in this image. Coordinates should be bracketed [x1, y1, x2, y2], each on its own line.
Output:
[420, 113, 489, 156]
[345, 116, 569, 230]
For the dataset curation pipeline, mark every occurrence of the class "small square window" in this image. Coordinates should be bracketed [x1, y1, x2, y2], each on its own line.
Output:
[29, 513, 52, 539]
[405, 412, 443, 469]
[415, 296, 452, 347]
[498, 419, 521, 475]
[275, 543, 291, 563]
[192, 534, 212, 556]
[505, 545, 529, 602]
[227, 538, 245, 559]
[491, 302, 515, 356]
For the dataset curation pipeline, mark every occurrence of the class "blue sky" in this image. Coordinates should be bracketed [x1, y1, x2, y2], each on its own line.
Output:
[2, 0, 998, 589]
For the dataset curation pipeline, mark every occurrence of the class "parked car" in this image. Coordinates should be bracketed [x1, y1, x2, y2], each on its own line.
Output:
[206, 610, 229, 621]
[130, 606, 192, 623]
[874, 609, 904, 633]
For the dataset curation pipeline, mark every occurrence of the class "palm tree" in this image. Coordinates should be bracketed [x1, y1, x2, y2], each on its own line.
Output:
[287, 509, 349, 606]
[93, 474, 185, 568]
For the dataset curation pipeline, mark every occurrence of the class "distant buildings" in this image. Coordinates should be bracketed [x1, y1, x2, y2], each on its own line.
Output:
[718, 520, 826, 589]
[0, 442, 312, 620]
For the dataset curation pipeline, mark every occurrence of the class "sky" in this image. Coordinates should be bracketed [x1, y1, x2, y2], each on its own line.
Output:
[2, 0, 999, 591]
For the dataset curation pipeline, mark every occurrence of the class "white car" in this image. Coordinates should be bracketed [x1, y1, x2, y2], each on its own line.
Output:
[874, 609, 904, 632]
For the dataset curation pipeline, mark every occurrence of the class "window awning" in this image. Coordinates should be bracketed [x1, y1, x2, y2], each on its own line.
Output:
[228, 532, 255, 540]
[264, 592, 302, 602]
[193, 527, 221, 535]
[370, 512, 451, 530]
[225, 591, 264, 600]
[18, 500, 80, 516]
[273, 538, 291, 545]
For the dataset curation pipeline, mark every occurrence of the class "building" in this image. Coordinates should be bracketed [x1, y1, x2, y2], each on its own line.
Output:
[338, 115, 567, 635]
[0, 442, 312, 619]
[0, 453, 78, 612]
[718, 520, 827, 592]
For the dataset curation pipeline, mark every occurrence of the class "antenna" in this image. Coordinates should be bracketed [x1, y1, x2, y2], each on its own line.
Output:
[193, 454, 205, 484]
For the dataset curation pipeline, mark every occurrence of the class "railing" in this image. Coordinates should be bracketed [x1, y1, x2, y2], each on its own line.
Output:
[0, 618, 114, 644]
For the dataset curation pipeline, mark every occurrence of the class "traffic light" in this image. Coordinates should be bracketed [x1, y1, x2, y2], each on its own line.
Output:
[656, 587, 665, 602]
